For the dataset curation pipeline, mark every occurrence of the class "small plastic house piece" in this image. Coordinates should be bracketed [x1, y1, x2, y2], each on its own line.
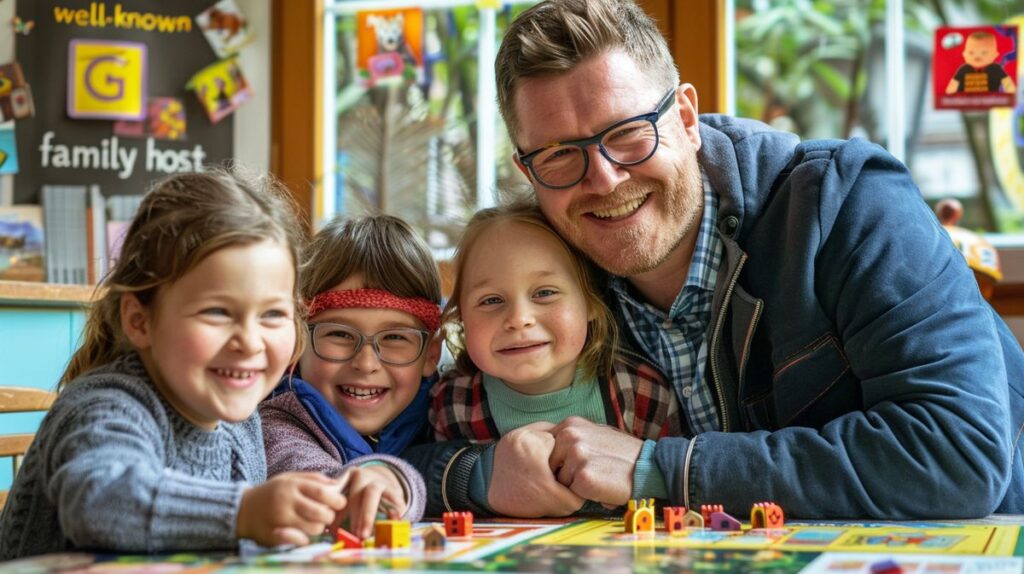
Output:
[374, 520, 411, 549]
[709, 511, 742, 531]
[422, 524, 447, 552]
[683, 509, 704, 528]
[663, 506, 687, 534]
[750, 501, 785, 529]
[700, 503, 723, 525]
[331, 527, 361, 550]
[623, 498, 656, 533]
[442, 511, 473, 537]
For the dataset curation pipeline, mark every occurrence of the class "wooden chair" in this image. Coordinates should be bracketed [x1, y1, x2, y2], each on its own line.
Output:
[0, 387, 57, 509]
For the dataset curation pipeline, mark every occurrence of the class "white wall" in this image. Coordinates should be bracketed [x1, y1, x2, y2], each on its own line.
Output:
[994, 243, 1024, 345]
[233, 0, 271, 172]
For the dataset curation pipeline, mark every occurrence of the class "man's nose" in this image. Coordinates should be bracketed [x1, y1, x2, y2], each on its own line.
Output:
[581, 144, 630, 195]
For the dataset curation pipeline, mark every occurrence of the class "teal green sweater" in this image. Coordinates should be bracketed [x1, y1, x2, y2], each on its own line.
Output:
[470, 372, 667, 512]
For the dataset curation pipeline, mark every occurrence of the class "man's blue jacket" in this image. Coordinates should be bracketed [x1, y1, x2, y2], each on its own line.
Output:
[642, 115, 1024, 518]
[406, 116, 1024, 519]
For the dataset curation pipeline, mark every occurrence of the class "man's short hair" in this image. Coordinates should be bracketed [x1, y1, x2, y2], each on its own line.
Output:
[495, 0, 679, 142]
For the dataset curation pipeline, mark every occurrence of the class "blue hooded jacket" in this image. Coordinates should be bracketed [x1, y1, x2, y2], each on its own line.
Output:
[270, 374, 435, 461]
[644, 116, 1024, 518]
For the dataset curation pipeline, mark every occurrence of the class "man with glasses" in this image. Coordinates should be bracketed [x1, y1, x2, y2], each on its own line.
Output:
[411, 0, 1024, 519]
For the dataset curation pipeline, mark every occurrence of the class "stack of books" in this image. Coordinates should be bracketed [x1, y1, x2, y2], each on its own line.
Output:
[0, 186, 144, 285]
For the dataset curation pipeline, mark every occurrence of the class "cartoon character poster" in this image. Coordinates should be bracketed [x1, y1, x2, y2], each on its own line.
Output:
[187, 58, 252, 124]
[196, 0, 254, 58]
[113, 97, 187, 141]
[934, 25, 1019, 110]
[356, 8, 424, 86]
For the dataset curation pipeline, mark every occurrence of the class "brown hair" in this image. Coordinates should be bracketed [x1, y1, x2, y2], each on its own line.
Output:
[301, 213, 441, 306]
[495, 0, 678, 141]
[61, 169, 308, 386]
[442, 197, 617, 381]
[968, 31, 996, 42]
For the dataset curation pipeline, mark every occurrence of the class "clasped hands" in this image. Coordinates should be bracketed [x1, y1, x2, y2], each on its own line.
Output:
[487, 417, 645, 517]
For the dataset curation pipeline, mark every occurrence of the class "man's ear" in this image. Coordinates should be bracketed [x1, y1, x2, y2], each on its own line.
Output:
[513, 152, 531, 181]
[676, 83, 702, 149]
[120, 293, 153, 350]
[421, 334, 444, 378]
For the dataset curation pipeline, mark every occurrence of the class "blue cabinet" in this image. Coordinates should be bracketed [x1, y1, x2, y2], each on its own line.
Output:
[0, 282, 91, 490]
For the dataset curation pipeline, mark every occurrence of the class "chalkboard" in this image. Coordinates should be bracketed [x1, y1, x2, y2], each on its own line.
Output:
[13, 0, 236, 204]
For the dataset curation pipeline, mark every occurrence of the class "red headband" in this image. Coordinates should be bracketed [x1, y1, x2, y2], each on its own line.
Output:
[307, 288, 441, 333]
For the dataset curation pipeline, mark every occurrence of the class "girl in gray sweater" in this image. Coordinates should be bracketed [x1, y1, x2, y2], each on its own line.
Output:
[0, 171, 404, 559]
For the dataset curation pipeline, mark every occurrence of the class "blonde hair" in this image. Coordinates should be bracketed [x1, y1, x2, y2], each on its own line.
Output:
[301, 214, 441, 306]
[495, 0, 678, 141]
[61, 169, 308, 387]
[443, 198, 617, 380]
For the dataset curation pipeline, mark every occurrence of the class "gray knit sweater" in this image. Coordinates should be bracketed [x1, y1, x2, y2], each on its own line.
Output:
[0, 353, 264, 559]
[260, 392, 426, 522]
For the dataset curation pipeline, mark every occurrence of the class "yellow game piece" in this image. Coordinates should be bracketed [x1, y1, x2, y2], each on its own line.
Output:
[623, 498, 656, 533]
[375, 520, 411, 549]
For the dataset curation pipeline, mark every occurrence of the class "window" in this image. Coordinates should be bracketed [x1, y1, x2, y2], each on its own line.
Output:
[321, 1, 536, 251]
[732, 0, 1024, 232]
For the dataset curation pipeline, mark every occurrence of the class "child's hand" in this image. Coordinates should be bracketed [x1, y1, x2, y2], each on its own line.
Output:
[334, 465, 407, 540]
[237, 472, 346, 547]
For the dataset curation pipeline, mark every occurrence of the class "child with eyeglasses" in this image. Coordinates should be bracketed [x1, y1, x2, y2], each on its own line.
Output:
[260, 214, 442, 539]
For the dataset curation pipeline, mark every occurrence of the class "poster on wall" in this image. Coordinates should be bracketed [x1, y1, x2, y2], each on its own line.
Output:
[114, 97, 187, 141]
[187, 58, 252, 124]
[933, 25, 1019, 110]
[0, 62, 35, 121]
[195, 0, 254, 58]
[11, 0, 235, 204]
[356, 8, 424, 86]
[66, 39, 147, 120]
[0, 126, 20, 175]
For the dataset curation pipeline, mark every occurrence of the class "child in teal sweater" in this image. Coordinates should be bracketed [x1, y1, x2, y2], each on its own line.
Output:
[430, 200, 681, 515]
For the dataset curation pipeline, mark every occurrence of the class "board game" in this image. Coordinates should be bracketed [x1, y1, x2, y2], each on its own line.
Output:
[3, 518, 1024, 573]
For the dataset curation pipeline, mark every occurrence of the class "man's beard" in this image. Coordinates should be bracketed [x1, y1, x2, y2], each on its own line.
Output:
[569, 164, 703, 278]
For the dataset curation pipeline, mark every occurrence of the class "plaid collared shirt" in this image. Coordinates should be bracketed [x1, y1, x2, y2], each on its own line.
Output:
[609, 173, 723, 434]
[430, 356, 682, 443]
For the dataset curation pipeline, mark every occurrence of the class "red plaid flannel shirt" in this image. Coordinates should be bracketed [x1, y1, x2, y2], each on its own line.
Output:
[429, 356, 682, 442]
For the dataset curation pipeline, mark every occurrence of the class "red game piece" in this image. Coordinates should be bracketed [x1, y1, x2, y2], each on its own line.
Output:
[700, 503, 723, 525]
[442, 511, 473, 537]
[332, 527, 361, 550]
[663, 506, 687, 533]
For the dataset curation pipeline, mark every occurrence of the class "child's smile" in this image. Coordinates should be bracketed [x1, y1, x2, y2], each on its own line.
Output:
[210, 366, 265, 389]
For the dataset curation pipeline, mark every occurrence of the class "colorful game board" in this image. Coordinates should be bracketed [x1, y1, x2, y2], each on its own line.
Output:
[3, 519, 1023, 573]
[534, 519, 1022, 556]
